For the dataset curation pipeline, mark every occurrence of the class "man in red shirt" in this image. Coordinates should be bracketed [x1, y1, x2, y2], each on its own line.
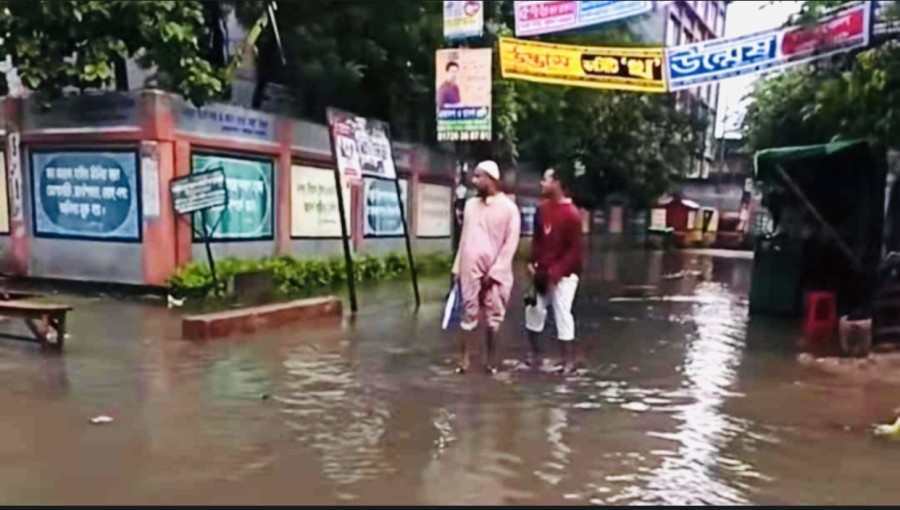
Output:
[525, 167, 583, 374]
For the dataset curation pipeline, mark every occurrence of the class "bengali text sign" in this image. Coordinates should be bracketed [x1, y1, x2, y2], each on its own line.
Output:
[499, 37, 667, 93]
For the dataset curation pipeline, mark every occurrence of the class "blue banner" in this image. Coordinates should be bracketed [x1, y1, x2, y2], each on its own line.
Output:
[515, 1, 652, 37]
[31, 150, 141, 241]
[520, 200, 538, 237]
[667, 29, 782, 91]
[363, 177, 409, 237]
[667, 2, 870, 91]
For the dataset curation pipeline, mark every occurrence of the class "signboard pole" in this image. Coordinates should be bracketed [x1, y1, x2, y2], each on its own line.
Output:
[326, 128, 359, 314]
[170, 168, 229, 298]
[200, 209, 220, 294]
[395, 174, 421, 310]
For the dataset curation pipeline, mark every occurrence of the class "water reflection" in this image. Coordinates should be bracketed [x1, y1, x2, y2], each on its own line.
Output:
[4, 251, 900, 504]
[640, 280, 753, 505]
[534, 403, 571, 487]
[280, 345, 393, 489]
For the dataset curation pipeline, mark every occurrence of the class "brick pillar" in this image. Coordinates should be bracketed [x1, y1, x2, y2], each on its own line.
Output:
[140, 92, 179, 285]
[275, 119, 293, 255]
[4, 98, 28, 276]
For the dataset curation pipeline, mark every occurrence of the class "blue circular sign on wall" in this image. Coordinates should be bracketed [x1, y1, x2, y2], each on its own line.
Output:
[36, 152, 135, 237]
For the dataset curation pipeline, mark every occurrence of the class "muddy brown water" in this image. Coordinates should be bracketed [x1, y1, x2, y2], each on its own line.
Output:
[0, 249, 898, 505]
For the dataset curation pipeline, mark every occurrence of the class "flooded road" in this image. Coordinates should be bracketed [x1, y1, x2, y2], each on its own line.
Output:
[0, 249, 898, 505]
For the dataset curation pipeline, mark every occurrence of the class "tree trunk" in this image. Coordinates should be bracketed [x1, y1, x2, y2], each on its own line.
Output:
[114, 57, 129, 91]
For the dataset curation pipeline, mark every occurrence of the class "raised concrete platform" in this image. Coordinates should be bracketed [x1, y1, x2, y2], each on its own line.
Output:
[182, 296, 342, 340]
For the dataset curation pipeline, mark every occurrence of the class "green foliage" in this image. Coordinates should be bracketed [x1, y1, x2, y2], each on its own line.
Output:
[499, 16, 707, 208]
[166, 251, 455, 301]
[230, 0, 705, 208]
[0, 0, 229, 105]
[229, 0, 443, 140]
[744, 1, 900, 153]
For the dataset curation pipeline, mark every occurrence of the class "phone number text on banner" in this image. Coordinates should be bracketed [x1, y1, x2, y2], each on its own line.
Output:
[515, 1, 652, 37]
[667, 2, 870, 91]
[499, 37, 667, 93]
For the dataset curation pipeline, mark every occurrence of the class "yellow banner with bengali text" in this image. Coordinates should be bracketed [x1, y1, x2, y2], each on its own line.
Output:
[498, 36, 668, 93]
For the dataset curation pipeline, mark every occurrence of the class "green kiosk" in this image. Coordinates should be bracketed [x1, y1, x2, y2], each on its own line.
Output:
[750, 140, 886, 316]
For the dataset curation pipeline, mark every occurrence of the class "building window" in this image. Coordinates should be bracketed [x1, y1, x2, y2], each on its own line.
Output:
[711, 6, 718, 35]
[667, 16, 681, 46]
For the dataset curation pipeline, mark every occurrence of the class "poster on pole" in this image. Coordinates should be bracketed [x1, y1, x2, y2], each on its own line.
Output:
[0, 152, 9, 234]
[667, 2, 871, 91]
[31, 149, 141, 241]
[436, 48, 493, 142]
[191, 153, 273, 241]
[444, 1, 484, 40]
[363, 177, 409, 238]
[499, 37, 667, 93]
[519, 198, 539, 237]
[514, 1, 652, 37]
[328, 108, 397, 181]
[171, 170, 227, 215]
[290, 164, 352, 238]
[416, 183, 452, 238]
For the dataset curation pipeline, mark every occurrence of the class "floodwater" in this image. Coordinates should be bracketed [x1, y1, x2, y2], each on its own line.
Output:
[0, 249, 899, 505]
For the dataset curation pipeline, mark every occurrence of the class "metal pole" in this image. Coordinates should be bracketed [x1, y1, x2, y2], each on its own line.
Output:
[776, 164, 864, 274]
[201, 209, 220, 296]
[326, 112, 359, 313]
[395, 177, 421, 309]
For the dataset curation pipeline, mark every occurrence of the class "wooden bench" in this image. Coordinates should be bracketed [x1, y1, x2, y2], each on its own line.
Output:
[0, 301, 73, 350]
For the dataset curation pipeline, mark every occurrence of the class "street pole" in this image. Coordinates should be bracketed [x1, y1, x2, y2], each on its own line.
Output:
[326, 109, 359, 314]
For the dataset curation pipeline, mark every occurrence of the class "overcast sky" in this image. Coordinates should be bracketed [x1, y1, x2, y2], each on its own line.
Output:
[715, 1, 803, 138]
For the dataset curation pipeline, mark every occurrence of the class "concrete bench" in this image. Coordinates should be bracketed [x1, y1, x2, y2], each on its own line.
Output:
[182, 296, 342, 341]
[0, 301, 73, 350]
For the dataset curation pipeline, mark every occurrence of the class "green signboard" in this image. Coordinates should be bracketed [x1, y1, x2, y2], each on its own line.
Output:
[191, 153, 273, 241]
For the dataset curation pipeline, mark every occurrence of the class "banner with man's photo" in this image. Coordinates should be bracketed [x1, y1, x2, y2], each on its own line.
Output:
[436, 48, 492, 142]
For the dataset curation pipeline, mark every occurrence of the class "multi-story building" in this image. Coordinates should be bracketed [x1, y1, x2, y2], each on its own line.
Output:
[667, 1, 730, 181]
[635, 0, 730, 180]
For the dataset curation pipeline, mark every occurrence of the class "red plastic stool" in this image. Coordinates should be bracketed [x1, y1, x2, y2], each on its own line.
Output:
[804, 291, 838, 352]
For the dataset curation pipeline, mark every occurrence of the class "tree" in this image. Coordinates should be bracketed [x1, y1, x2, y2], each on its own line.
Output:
[743, 1, 900, 153]
[230, 0, 443, 141]
[0, 0, 229, 106]
[490, 10, 708, 209]
[232, 0, 704, 208]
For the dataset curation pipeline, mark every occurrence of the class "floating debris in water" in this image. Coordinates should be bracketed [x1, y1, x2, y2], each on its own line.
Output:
[167, 294, 186, 309]
[622, 402, 651, 412]
[873, 417, 900, 440]
[89, 415, 114, 425]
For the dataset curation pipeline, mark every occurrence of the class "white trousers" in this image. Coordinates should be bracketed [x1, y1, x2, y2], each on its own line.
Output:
[525, 274, 579, 341]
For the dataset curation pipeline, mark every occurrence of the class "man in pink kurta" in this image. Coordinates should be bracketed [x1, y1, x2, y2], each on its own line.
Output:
[452, 160, 521, 374]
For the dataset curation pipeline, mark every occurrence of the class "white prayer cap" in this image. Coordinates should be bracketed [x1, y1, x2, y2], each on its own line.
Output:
[475, 160, 500, 181]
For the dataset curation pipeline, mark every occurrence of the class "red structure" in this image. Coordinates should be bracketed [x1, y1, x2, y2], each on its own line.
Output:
[803, 291, 839, 355]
